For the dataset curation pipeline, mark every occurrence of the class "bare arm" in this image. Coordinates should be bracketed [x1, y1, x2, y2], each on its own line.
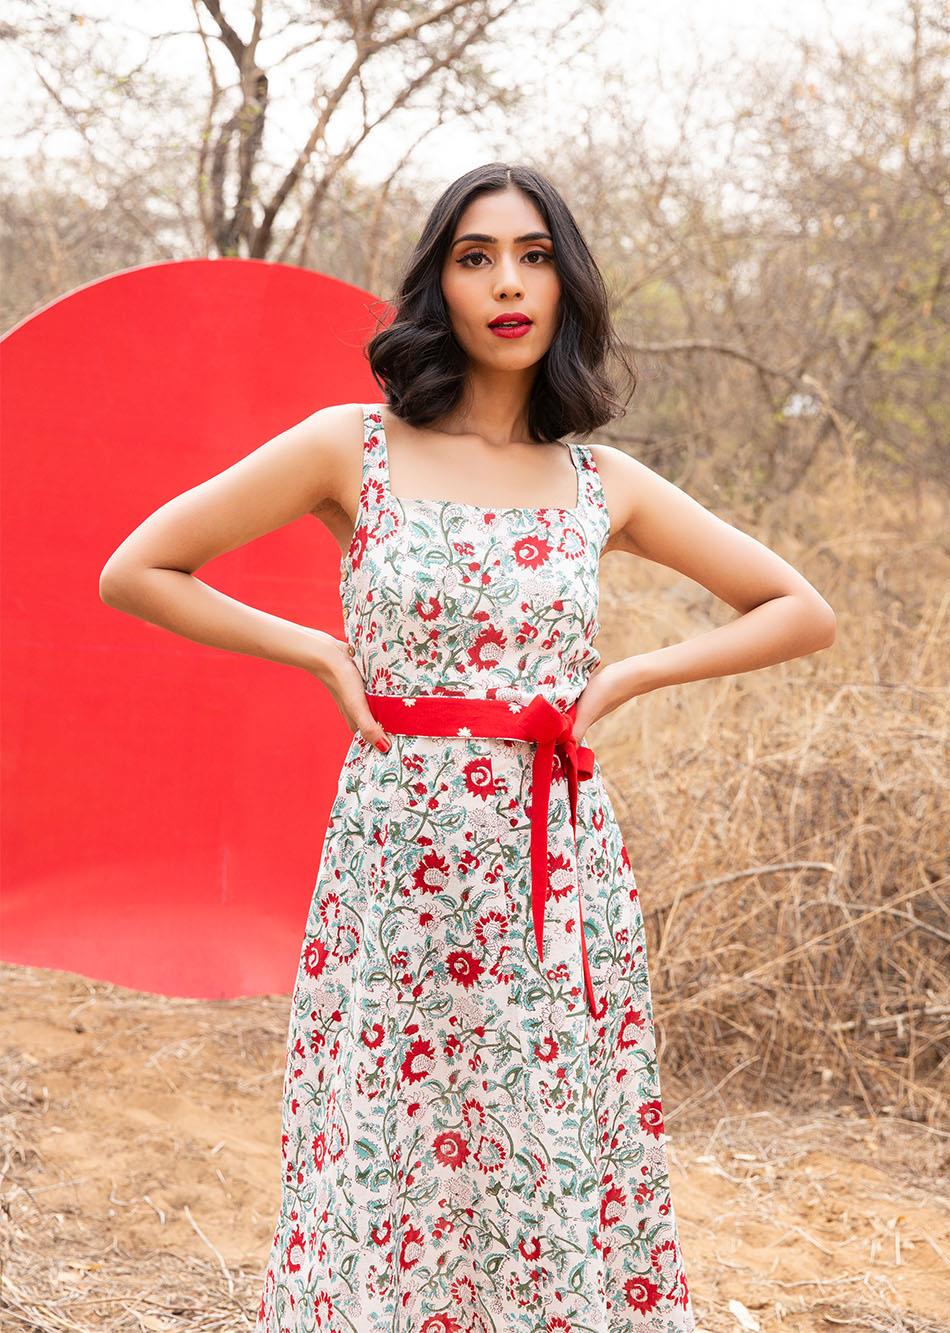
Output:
[98, 402, 366, 675]
[582, 443, 836, 718]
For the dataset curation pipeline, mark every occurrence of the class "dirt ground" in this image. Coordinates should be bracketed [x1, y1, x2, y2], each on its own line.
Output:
[1, 961, 947, 1332]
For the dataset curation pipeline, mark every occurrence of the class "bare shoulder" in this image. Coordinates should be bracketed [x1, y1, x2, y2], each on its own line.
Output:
[588, 435, 730, 563]
[298, 401, 366, 515]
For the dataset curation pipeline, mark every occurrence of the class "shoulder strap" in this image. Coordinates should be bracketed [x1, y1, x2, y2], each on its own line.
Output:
[358, 403, 393, 515]
[570, 443, 611, 555]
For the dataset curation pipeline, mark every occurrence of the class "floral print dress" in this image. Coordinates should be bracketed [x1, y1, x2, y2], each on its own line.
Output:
[255, 404, 696, 1333]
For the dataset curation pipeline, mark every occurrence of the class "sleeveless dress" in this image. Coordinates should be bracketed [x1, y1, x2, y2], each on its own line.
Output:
[255, 404, 696, 1333]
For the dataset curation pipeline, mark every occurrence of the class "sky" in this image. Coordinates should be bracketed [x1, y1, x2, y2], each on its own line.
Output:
[1, 0, 907, 188]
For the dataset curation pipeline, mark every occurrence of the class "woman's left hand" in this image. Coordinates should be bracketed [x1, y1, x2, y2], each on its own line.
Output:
[571, 661, 629, 746]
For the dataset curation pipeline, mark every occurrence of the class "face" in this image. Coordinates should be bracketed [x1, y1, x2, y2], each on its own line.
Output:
[440, 186, 561, 370]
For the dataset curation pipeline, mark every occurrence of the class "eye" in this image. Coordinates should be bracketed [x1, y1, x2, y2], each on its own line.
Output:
[457, 249, 553, 268]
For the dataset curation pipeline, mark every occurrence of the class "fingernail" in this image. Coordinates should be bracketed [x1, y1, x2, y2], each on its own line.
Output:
[375, 737, 390, 752]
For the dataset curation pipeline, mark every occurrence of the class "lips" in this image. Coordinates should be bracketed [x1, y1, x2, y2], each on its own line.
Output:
[489, 321, 532, 339]
[488, 312, 533, 339]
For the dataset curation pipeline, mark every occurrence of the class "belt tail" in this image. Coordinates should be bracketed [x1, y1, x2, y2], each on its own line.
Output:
[529, 737, 555, 967]
[564, 743, 599, 1019]
[578, 894, 599, 1017]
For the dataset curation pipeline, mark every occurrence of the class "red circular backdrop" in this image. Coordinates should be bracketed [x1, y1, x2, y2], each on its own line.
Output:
[1, 257, 388, 998]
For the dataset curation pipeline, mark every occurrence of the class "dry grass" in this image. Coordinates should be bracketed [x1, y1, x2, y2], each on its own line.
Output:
[593, 460, 949, 1126]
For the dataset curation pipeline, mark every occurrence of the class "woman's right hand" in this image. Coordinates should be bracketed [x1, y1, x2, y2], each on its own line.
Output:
[312, 637, 391, 752]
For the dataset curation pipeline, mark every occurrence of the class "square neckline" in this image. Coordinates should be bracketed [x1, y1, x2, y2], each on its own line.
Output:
[370, 403, 584, 516]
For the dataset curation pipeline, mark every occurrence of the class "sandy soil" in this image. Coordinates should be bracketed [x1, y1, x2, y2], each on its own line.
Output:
[1, 961, 947, 1332]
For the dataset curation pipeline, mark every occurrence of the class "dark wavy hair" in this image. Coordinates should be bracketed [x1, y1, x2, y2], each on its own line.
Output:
[365, 162, 636, 444]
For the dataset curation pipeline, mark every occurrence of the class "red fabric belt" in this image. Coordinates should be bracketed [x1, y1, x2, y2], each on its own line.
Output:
[364, 692, 600, 1018]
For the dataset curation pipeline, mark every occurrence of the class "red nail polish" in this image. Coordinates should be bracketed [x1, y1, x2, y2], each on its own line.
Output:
[375, 738, 390, 752]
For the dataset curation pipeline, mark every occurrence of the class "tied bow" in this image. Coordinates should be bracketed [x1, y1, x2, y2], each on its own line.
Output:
[362, 690, 602, 1018]
[519, 696, 598, 1016]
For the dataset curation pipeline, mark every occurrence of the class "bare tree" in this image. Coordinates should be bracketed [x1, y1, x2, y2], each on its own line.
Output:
[541, 0, 949, 492]
[3, 0, 605, 263]
[3, 0, 944, 488]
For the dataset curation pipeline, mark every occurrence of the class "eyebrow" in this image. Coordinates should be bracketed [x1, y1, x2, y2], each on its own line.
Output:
[450, 231, 553, 247]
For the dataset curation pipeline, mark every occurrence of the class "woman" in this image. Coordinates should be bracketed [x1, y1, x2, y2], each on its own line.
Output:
[100, 163, 835, 1332]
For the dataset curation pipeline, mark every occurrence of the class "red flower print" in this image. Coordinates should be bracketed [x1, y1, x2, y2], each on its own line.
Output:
[650, 1237, 680, 1286]
[399, 1036, 437, 1084]
[360, 1021, 385, 1048]
[623, 1272, 662, 1313]
[348, 523, 370, 569]
[534, 1034, 560, 1062]
[432, 1130, 470, 1170]
[473, 909, 508, 948]
[333, 921, 361, 961]
[474, 1134, 507, 1173]
[600, 1182, 627, 1229]
[370, 665, 397, 693]
[556, 525, 586, 559]
[460, 1098, 487, 1129]
[370, 1218, 392, 1246]
[545, 851, 574, 903]
[518, 1235, 541, 1261]
[312, 1132, 326, 1172]
[513, 534, 552, 568]
[416, 596, 442, 620]
[421, 1315, 464, 1332]
[668, 1267, 691, 1310]
[398, 1224, 425, 1270]
[639, 1097, 665, 1138]
[617, 1006, 647, 1050]
[446, 949, 484, 989]
[516, 619, 539, 644]
[318, 890, 342, 930]
[302, 937, 329, 979]
[284, 1225, 305, 1274]
[412, 850, 451, 894]
[466, 625, 507, 670]
[463, 755, 496, 799]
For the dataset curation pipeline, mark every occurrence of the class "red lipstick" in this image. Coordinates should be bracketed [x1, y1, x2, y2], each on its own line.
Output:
[488, 311, 533, 339]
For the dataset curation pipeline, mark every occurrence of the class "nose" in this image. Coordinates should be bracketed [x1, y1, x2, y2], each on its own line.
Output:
[493, 255, 524, 301]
